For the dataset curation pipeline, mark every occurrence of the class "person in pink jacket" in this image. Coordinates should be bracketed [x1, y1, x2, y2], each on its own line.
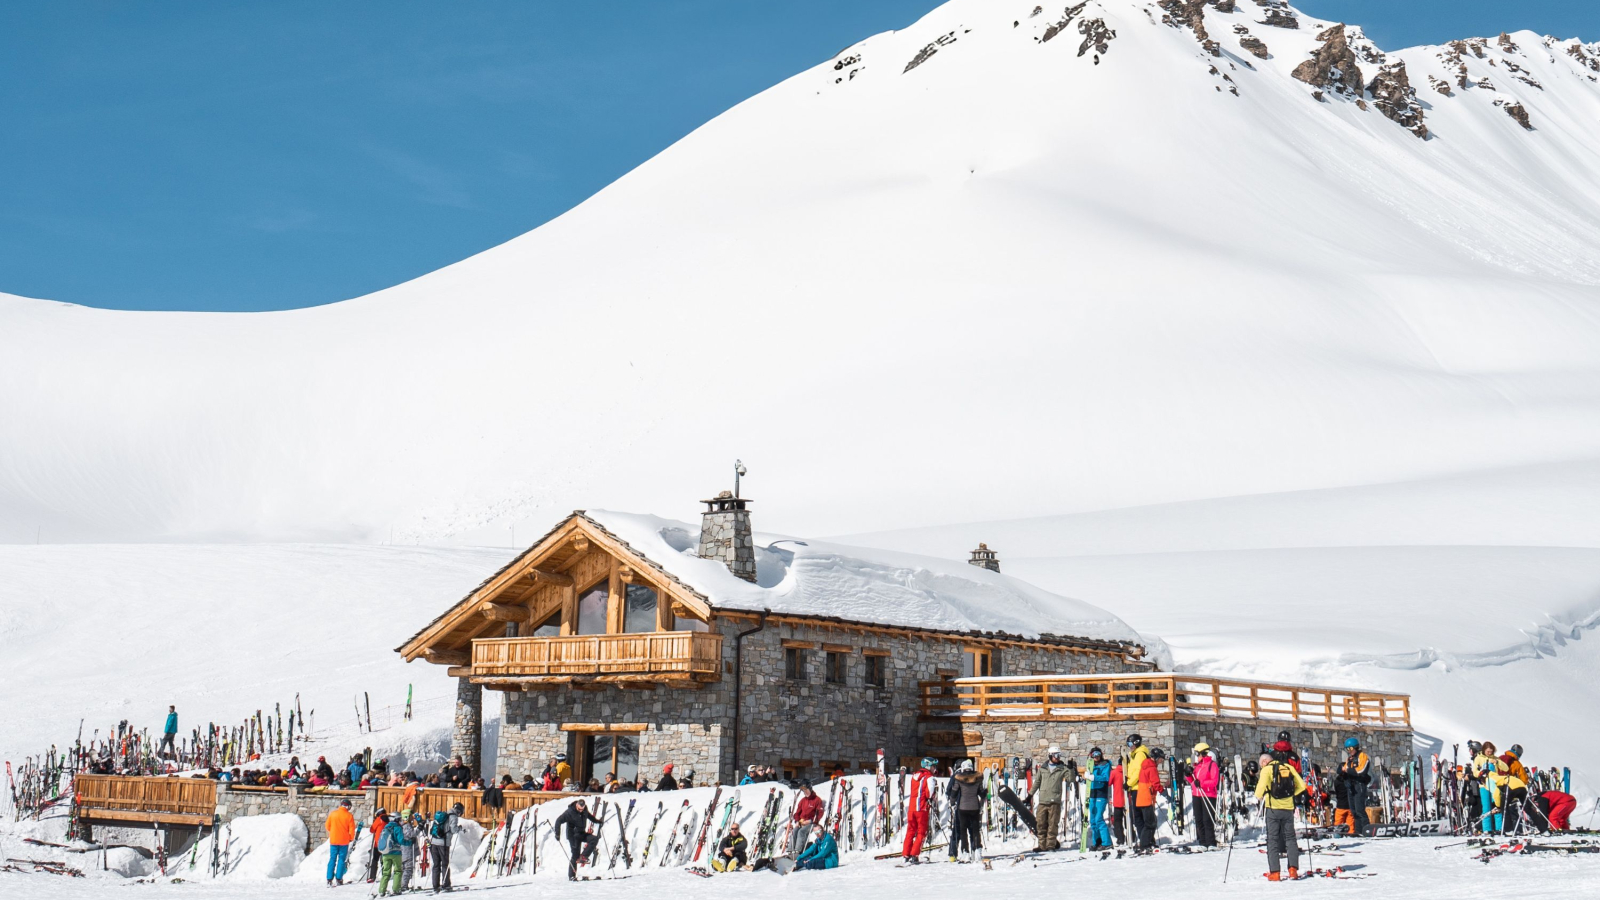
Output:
[1187, 743, 1222, 847]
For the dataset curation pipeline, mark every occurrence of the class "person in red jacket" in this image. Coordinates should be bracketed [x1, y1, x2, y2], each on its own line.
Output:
[790, 782, 825, 854]
[1134, 748, 1163, 852]
[1536, 790, 1577, 831]
[902, 758, 937, 864]
[1110, 761, 1128, 845]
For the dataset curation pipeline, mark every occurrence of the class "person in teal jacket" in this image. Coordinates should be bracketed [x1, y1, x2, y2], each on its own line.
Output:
[159, 706, 178, 758]
[795, 826, 838, 871]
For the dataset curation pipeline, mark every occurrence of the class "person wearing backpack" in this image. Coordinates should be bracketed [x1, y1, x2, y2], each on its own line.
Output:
[427, 810, 454, 893]
[1255, 747, 1308, 881]
[376, 815, 409, 896]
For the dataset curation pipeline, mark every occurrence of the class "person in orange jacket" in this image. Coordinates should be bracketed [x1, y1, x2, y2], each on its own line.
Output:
[324, 799, 356, 886]
[364, 809, 390, 883]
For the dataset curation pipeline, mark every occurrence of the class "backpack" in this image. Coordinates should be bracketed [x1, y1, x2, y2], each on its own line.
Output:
[377, 822, 402, 853]
[1268, 763, 1297, 800]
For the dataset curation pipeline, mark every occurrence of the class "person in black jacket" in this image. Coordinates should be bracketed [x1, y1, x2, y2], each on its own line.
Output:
[315, 756, 336, 782]
[439, 756, 472, 789]
[555, 799, 603, 880]
[656, 763, 678, 792]
[947, 761, 986, 862]
[711, 822, 749, 872]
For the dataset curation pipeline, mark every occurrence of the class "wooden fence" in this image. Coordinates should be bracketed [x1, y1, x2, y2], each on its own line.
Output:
[74, 774, 216, 826]
[471, 631, 723, 678]
[373, 786, 574, 826]
[920, 674, 1409, 728]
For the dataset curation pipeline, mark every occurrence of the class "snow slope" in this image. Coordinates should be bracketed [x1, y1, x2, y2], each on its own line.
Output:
[4, 0, 1600, 544]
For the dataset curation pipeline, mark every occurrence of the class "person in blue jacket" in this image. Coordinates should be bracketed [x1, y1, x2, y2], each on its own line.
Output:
[795, 826, 838, 871]
[159, 706, 178, 758]
[1087, 747, 1113, 850]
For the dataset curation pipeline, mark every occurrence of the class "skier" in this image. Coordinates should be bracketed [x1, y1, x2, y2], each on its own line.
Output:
[1535, 789, 1576, 831]
[324, 799, 356, 886]
[902, 757, 937, 863]
[1125, 735, 1157, 852]
[1031, 747, 1068, 852]
[555, 798, 603, 880]
[1492, 755, 1529, 834]
[1187, 743, 1220, 847]
[948, 760, 986, 862]
[365, 808, 391, 882]
[1475, 742, 1504, 832]
[794, 825, 838, 870]
[711, 821, 750, 871]
[426, 809, 455, 893]
[655, 762, 677, 792]
[376, 813, 408, 897]
[1255, 745, 1307, 881]
[159, 706, 178, 758]
[1462, 741, 1485, 832]
[1335, 738, 1371, 837]
[1086, 747, 1113, 851]
[398, 812, 421, 892]
[1109, 756, 1128, 846]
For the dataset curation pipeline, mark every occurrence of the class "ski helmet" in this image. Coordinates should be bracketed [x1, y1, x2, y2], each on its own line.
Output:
[1089, 747, 1104, 759]
[1468, 740, 1483, 754]
[920, 757, 938, 771]
[1344, 738, 1360, 749]
[1127, 734, 1143, 747]
[1047, 745, 1062, 758]
[1509, 744, 1523, 758]
[958, 759, 975, 773]
[1277, 730, 1292, 743]
[1151, 747, 1166, 760]
[1193, 742, 1211, 754]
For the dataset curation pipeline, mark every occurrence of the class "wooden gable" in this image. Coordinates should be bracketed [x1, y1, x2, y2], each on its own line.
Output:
[396, 513, 714, 664]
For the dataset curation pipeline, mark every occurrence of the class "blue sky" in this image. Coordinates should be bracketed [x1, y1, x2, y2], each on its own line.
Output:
[4, 1, 1596, 312]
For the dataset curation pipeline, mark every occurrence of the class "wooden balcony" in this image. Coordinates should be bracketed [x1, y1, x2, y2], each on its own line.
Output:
[920, 673, 1410, 729]
[470, 631, 723, 685]
[74, 774, 217, 826]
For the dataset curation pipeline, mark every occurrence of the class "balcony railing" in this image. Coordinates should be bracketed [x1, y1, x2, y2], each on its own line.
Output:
[74, 774, 218, 825]
[471, 631, 723, 679]
[920, 673, 1409, 728]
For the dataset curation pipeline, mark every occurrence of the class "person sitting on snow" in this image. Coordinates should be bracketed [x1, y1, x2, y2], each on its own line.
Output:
[795, 825, 838, 871]
[712, 822, 750, 871]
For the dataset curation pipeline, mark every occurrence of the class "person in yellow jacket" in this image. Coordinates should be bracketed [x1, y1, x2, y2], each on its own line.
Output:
[1488, 748, 1530, 834]
[1474, 742, 1505, 832]
[1255, 749, 1308, 881]
[1122, 734, 1156, 851]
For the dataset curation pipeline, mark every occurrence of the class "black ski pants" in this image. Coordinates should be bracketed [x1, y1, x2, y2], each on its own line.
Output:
[566, 834, 599, 879]
[1193, 793, 1218, 846]
[1134, 804, 1157, 850]
[1504, 787, 1529, 834]
[1466, 785, 1484, 833]
[1347, 783, 1370, 837]
[1112, 805, 1127, 845]
[952, 809, 982, 857]
[429, 844, 450, 891]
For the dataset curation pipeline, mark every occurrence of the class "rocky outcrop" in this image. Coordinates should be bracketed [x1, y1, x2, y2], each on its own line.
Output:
[1077, 18, 1117, 60]
[1428, 75, 1454, 97]
[1292, 25, 1364, 98]
[1504, 102, 1533, 130]
[1366, 61, 1428, 138]
[1239, 35, 1269, 59]
[1260, 9, 1298, 29]
[1041, 2, 1088, 44]
[1209, 0, 1236, 11]
[1497, 32, 1519, 53]
[904, 30, 959, 73]
[1569, 43, 1600, 73]
[1158, 0, 1221, 57]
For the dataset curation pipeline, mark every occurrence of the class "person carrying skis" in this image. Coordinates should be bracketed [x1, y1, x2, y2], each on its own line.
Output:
[426, 809, 455, 893]
[1335, 738, 1371, 837]
[948, 760, 986, 862]
[712, 821, 750, 871]
[901, 757, 937, 863]
[376, 813, 408, 897]
[655, 762, 677, 792]
[795, 825, 838, 870]
[1030, 748, 1068, 852]
[159, 706, 178, 758]
[1086, 748, 1113, 850]
[324, 799, 356, 886]
[555, 798, 603, 880]
[1187, 743, 1221, 847]
[1124, 735, 1157, 852]
[1255, 745, 1307, 881]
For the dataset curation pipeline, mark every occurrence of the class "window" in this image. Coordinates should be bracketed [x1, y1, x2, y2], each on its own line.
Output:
[582, 733, 639, 787]
[576, 582, 609, 635]
[826, 651, 848, 684]
[785, 647, 807, 681]
[529, 608, 562, 638]
[864, 654, 887, 688]
[961, 647, 992, 678]
[673, 606, 708, 632]
[623, 583, 658, 633]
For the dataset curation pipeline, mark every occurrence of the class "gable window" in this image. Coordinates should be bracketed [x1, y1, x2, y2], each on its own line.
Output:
[825, 651, 848, 685]
[623, 583, 658, 633]
[530, 607, 562, 638]
[864, 653, 887, 688]
[577, 582, 609, 635]
[961, 647, 992, 678]
[785, 647, 807, 681]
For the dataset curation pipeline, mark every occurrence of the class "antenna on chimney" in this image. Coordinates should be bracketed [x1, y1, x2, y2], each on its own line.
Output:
[734, 459, 748, 499]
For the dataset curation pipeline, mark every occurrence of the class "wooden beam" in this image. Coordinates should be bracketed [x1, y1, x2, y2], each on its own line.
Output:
[528, 568, 574, 587]
[446, 666, 473, 678]
[571, 536, 590, 554]
[480, 602, 530, 623]
[559, 723, 648, 733]
[424, 648, 470, 667]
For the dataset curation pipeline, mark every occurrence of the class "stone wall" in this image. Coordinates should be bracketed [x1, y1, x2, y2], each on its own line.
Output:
[451, 678, 484, 773]
[1175, 717, 1413, 771]
[81, 785, 375, 854]
[957, 718, 1176, 763]
[494, 616, 1143, 785]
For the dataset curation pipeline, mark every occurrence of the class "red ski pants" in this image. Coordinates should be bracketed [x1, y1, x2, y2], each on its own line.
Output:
[902, 810, 929, 858]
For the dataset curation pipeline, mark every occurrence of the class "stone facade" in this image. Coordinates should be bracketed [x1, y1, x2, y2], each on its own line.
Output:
[697, 495, 756, 582]
[451, 677, 484, 773]
[494, 614, 1145, 785]
[1175, 717, 1413, 772]
[212, 784, 374, 849]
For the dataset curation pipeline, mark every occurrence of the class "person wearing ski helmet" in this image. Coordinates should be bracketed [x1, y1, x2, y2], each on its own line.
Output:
[1255, 741, 1307, 881]
[1122, 734, 1157, 852]
[1335, 737, 1371, 837]
[1496, 745, 1531, 833]
[1084, 747, 1113, 850]
[426, 807, 455, 893]
[948, 759, 987, 862]
[1188, 743, 1221, 847]
[1031, 747, 1069, 853]
[902, 757, 938, 863]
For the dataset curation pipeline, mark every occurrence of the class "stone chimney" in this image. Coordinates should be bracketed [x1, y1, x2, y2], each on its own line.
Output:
[699, 491, 757, 582]
[968, 542, 1000, 573]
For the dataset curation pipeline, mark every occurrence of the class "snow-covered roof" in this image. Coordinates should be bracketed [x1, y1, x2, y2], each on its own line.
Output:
[580, 509, 1147, 651]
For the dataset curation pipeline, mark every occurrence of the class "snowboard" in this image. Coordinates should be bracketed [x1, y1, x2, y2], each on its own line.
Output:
[997, 785, 1038, 834]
